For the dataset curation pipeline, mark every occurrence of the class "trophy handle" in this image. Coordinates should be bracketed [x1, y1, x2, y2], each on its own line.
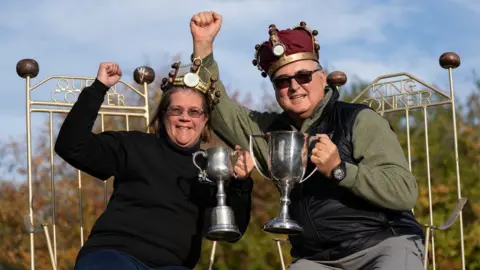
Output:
[192, 150, 213, 184]
[300, 167, 317, 183]
[231, 149, 240, 157]
[231, 149, 240, 178]
[248, 134, 272, 181]
[299, 135, 319, 183]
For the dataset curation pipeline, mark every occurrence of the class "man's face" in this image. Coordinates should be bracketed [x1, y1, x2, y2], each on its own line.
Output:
[271, 60, 326, 120]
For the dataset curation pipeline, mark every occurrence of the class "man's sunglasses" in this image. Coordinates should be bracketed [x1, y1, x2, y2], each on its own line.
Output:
[271, 68, 322, 89]
[165, 106, 205, 118]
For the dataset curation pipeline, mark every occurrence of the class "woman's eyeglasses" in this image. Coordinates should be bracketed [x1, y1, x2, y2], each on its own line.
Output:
[271, 68, 322, 89]
[166, 106, 205, 118]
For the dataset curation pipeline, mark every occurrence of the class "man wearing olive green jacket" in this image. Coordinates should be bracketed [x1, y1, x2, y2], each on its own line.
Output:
[189, 11, 425, 270]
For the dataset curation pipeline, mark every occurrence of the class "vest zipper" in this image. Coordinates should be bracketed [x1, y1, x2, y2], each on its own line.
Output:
[299, 184, 321, 242]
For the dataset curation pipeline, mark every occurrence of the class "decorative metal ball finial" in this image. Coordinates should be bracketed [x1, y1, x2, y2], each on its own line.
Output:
[439, 52, 460, 69]
[133, 66, 155, 84]
[327, 71, 347, 87]
[16, 59, 39, 78]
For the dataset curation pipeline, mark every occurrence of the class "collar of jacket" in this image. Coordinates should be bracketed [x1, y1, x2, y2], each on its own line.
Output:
[277, 86, 338, 132]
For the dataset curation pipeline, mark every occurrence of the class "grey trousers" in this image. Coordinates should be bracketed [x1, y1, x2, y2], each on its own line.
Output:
[287, 235, 424, 270]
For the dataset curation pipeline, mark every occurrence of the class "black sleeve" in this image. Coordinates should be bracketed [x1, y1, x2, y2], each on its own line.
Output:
[54, 79, 128, 180]
[225, 177, 254, 243]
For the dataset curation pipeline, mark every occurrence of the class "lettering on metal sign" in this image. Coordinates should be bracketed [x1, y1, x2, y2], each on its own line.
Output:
[51, 78, 126, 106]
[359, 78, 433, 111]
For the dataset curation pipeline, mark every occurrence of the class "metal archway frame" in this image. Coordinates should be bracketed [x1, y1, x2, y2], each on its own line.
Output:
[17, 59, 155, 269]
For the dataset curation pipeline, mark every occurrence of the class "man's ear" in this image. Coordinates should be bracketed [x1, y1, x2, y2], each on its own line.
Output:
[318, 69, 327, 85]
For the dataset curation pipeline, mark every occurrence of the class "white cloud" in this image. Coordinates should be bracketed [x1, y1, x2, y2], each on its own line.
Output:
[0, 0, 418, 50]
[333, 46, 440, 82]
[449, 0, 480, 15]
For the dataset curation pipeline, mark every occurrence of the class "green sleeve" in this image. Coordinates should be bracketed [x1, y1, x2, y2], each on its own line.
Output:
[338, 109, 419, 211]
[194, 53, 279, 175]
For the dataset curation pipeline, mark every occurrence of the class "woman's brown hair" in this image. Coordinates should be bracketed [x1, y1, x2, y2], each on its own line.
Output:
[148, 86, 212, 143]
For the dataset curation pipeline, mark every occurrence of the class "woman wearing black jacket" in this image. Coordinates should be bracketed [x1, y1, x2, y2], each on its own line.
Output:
[55, 61, 254, 270]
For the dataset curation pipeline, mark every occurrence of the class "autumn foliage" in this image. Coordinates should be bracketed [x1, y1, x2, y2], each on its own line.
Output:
[0, 56, 479, 269]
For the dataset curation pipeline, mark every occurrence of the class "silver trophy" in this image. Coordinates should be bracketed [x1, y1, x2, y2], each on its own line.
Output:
[249, 131, 317, 235]
[193, 147, 241, 241]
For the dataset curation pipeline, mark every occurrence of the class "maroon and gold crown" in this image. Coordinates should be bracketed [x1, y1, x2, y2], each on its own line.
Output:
[252, 21, 320, 78]
[160, 58, 221, 109]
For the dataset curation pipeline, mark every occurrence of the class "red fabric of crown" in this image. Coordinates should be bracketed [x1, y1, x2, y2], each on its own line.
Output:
[253, 22, 320, 77]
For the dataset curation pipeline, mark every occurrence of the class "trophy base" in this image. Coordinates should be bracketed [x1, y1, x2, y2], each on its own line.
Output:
[206, 206, 241, 242]
[263, 218, 304, 235]
[206, 224, 241, 242]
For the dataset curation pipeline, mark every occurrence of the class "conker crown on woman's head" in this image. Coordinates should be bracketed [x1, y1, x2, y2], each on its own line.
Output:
[160, 58, 221, 111]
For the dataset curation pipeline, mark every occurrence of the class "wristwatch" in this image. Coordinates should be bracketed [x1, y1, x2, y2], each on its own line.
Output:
[331, 161, 346, 181]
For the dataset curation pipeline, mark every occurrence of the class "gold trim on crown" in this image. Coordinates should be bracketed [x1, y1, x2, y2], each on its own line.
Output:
[252, 21, 320, 78]
[160, 58, 220, 110]
[268, 52, 318, 76]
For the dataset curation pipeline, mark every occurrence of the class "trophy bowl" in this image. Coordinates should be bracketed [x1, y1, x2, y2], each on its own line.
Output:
[193, 147, 241, 241]
[249, 131, 317, 235]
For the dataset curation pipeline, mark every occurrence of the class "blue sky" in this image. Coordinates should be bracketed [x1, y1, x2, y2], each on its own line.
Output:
[0, 0, 479, 143]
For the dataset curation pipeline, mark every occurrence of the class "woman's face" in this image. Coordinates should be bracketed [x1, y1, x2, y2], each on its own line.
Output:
[164, 90, 208, 148]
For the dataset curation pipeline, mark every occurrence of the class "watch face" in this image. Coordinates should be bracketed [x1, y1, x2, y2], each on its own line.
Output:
[333, 167, 345, 180]
[183, 73, 200, 87]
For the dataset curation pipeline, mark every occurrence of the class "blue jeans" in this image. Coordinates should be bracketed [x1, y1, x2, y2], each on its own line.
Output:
[74, 249, 191, 270]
